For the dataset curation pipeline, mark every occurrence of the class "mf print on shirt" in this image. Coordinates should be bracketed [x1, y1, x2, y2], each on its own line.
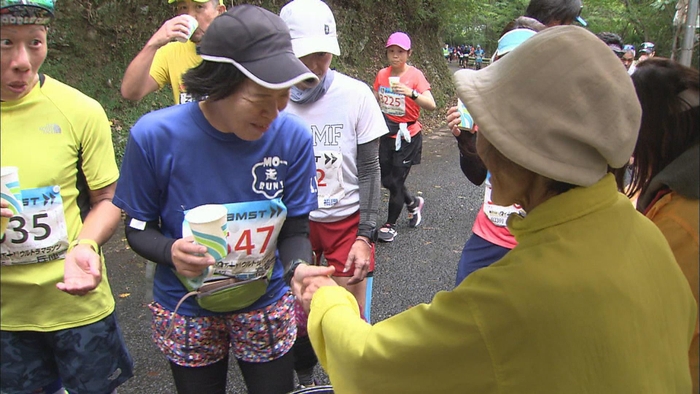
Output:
[311, 123, 343, 147]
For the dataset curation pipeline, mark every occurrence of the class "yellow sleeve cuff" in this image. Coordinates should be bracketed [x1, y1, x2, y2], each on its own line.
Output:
[68, 239, 100, 254]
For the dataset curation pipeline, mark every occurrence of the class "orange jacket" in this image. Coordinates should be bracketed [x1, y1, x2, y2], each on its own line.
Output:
[640, 144, 699, 391]
[646, 192, 699, 391]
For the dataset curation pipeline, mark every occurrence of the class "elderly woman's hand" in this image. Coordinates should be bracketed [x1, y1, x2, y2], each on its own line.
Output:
[291, 264, 337, 314]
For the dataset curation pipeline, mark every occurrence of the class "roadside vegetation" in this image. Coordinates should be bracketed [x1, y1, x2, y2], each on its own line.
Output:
[43, 0, 694, 164]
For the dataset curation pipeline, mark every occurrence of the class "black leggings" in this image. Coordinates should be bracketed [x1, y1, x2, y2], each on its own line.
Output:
[169, 351, 294, 394]
[381, 162, 414, 225]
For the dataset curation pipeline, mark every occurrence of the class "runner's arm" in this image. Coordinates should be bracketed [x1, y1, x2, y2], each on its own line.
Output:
[121, 16, 191, 100]
[124, 214, 212, 278]
[123, 214, 176, 268]
[356, 138, 380, 239]
[120, 47, 161, 101]
[75, 182, 122, 247]
[56, 183, 121, 295]
[278, 214, 313, 270]
[413, 89, 437, 111]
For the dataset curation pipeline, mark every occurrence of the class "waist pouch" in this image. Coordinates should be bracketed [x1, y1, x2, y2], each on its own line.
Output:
[384, 116, 416, 136]
[165, 269, 273, 338]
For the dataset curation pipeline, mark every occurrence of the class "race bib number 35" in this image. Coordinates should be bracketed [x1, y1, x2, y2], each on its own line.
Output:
[1, 185, 69, 265]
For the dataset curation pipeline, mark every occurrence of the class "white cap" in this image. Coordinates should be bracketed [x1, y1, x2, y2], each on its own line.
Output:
[280, 0, 340, 58]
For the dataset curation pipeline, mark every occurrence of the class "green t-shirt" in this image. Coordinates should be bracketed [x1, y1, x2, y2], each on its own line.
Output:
[1, 75, 118, 331]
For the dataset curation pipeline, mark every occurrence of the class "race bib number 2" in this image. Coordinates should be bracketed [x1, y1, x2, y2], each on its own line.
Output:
[1, 185, 69, 265]
[315, 150, 345, 208]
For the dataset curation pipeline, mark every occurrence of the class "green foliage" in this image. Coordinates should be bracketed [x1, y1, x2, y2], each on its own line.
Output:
[39, 0, 694, 167]
[41, 0, 453, 165]
[441, 0, 528, 54]
[440, 0, 694, 66]
[584, 0, 678, 57]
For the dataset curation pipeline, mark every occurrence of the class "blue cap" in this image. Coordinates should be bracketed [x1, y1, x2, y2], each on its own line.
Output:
[640, 42, 655, 54]
[496, 28, 537, 57]
[575, 16, 587, 27]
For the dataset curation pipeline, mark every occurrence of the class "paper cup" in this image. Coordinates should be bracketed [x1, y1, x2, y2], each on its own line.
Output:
[389, 76, 400, 87]
[1, 167, 22, 215]
[457, 98, 475, 131]
[185, 204, 228, 262]
[1, 167, 22, 237]
[176, 14, 199, 43]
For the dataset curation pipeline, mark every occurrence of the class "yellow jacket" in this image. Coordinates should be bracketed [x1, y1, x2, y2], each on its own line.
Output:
[308, 175, 696, 393]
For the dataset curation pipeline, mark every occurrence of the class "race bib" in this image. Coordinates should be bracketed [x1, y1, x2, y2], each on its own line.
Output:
[314, 150, 345, 208]
[179, 92, 195, 104]
[378, 85, 406, 117]
[183, 198, 287, 281]
[482, 179, 525, 227]
[1, 185, 69, 265]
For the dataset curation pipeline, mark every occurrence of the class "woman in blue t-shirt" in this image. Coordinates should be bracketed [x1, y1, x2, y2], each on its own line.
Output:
[113, 6, 319, 394]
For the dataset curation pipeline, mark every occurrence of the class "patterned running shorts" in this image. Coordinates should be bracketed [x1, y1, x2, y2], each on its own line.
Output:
[150, 291, 296, 367]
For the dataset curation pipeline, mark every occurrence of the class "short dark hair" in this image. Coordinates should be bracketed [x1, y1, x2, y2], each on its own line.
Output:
[500, 16, 546, 37]
[596, 32, 624, 49]
[617, 58, 700, 203]
[525, 0, 582, 25]
[182, 60, 247, 101]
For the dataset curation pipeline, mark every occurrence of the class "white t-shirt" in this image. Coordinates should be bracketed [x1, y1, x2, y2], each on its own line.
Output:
[286, 72, 389, 222]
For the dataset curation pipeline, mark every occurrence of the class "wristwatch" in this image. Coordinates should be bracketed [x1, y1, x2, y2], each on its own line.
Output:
[410, 89, 419, 100]
[284, 259, 307, 286]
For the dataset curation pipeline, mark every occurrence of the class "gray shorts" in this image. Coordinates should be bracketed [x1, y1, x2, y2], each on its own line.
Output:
[0, 312, 133, 394]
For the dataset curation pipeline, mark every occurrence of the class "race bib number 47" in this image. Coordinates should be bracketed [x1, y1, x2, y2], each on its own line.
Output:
[1, 185, 69, 265]
[183, 199, 287, 280]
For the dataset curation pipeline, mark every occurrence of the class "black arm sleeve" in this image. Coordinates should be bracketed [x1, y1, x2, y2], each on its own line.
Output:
[124, 215, 176, 268]
[455, 132, 487, 186]
[277, 214, 313, 271]
[356, 138, 381, 237]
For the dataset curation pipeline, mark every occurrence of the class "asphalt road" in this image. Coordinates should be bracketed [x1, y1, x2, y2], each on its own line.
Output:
[107, 65, 482, 394]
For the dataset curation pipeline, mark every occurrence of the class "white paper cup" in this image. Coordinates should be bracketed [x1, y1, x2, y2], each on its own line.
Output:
[389, 76, 400, 87]
[457, 98, 475, 131]
[185, 204, 228, 262]
[176, 14, 199, 43]
[1, 167, 22, 237]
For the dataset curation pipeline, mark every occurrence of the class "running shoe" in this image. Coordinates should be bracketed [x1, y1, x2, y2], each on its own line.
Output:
[407, 196, 424, 228]
[377, 223, 397, 243]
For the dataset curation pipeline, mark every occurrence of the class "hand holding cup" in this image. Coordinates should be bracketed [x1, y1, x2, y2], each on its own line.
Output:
[175, 14, 198, 43]
[1, 167, 23, 237]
